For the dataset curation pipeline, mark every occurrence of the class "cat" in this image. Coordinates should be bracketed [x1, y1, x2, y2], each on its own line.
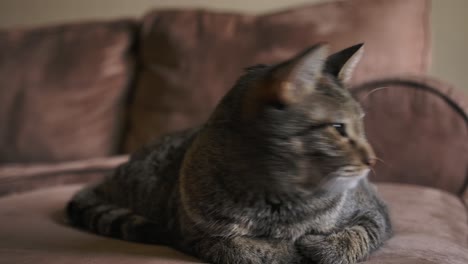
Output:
[66, 43, 392, 264]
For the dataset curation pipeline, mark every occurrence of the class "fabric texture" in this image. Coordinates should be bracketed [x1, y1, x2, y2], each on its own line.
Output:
[125, 0, 431, 151]
[0, 155, 128, 197]
[0, 20, 136, 163]
[0, 2, 467, 263]
[0, 183, 466, 264]
[351, 76, 468, 194]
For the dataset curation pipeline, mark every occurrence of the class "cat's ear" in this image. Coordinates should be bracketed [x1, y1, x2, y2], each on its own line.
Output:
[267, 43, 329, 106]
[325, 43, 364, 84]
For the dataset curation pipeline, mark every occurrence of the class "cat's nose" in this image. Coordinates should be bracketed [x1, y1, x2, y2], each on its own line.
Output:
[364, 157, 376, 167]
[360, 143, 376, 167]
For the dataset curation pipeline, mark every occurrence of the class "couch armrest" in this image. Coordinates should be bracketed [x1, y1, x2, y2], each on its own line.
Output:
[351, 75, 468, 196]
[0, 155, 129, 197]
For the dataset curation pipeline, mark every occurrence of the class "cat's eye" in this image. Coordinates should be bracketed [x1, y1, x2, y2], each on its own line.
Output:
[332, 123, 347, 137]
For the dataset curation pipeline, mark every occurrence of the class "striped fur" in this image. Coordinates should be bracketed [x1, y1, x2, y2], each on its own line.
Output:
[66, 128, 197, 246]
[67, 187, 159, 243]
[66, 44, 392, 264]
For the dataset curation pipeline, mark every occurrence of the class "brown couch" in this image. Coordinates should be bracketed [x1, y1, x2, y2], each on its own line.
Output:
[0, 0, 467, 263]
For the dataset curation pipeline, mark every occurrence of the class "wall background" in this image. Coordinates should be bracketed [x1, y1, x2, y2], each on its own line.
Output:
[0, 0, 467, 93]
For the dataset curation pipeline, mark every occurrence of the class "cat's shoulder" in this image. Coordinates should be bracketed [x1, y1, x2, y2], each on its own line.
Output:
[129, 127, 200, 162]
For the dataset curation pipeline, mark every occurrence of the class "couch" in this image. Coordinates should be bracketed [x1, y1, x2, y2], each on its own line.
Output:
[0, 0, 467, 263]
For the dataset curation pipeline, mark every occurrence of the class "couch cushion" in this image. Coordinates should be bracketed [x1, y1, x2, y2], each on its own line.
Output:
[0, 20, 136, 163]
[125, 0, 430, 151]
[367, 184, 468, 264]
[0, 183, 466, 263]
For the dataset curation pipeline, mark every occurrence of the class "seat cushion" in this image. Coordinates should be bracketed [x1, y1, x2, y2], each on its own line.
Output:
[0, 183, 466, 264]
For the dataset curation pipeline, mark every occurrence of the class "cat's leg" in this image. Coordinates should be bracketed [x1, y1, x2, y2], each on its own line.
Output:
[192, 236, 304, 264]
[66, 186, 172, 245]
[296, 211, 391, 264]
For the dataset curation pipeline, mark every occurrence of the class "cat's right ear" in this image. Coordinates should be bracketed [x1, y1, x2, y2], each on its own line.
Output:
[262, 44, 329, 108]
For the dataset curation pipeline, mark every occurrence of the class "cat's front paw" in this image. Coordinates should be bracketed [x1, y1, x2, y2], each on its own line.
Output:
[296, 233, 356, 264]
[296, 235, 339, 264]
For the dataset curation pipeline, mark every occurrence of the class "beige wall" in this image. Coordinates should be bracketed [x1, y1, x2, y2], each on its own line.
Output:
[0, 0, 467, 93]
[430, 0, 468, 93]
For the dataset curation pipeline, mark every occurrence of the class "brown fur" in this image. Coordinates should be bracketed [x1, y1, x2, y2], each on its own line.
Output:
[67, 43, 392, 264]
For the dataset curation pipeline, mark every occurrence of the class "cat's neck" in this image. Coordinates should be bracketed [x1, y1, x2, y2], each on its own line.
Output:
[319, 174, 368, 194]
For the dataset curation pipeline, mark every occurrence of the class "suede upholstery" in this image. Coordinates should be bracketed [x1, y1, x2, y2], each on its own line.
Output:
[0, 183, 466, 264]
[0, 0, 467, 263]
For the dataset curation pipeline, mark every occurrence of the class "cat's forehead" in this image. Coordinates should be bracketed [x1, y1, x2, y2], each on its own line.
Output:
[300, 76, 363, 121]
[304, 100, 361, 122]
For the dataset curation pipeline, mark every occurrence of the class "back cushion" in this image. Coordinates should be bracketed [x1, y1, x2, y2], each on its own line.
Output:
[0, 20, 135, 163]
[125, 0, 430, 151]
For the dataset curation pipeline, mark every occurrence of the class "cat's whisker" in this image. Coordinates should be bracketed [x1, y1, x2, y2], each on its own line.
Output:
[363, 86, 389, 100]
[374, 156, 390, 167]
[374, 157, 385, 164]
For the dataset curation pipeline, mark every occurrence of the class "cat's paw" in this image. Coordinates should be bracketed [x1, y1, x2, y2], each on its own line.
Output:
[296, 233, 356, 264]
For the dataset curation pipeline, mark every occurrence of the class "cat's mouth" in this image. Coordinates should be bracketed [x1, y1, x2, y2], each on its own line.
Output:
[335, 166, 370, 178]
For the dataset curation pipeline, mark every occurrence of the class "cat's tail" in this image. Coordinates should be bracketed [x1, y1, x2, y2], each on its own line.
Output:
[66, 186, 168, 244]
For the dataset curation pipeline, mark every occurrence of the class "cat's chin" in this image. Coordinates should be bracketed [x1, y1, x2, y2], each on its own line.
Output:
[320, 169, 369, 193]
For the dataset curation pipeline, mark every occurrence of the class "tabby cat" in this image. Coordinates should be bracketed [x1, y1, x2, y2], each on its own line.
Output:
[67, 43, 392, 264]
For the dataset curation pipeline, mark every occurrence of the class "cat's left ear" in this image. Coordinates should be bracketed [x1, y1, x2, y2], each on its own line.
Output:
[325, 43, 364, 84]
